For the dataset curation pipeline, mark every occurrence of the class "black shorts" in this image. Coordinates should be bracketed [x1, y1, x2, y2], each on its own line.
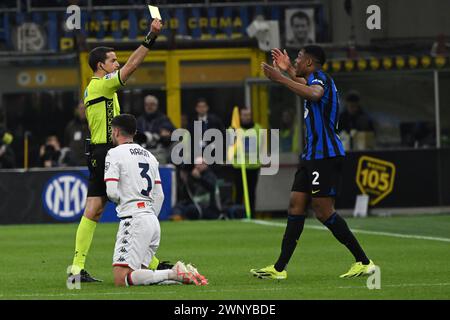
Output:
[87, 143, 112, 197]
[291, 156, 344, 197]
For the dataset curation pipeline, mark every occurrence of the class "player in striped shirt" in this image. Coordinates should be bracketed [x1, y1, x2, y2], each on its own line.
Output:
[251, 46, 376, 280]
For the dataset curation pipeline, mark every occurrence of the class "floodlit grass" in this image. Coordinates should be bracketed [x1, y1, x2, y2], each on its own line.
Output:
[0, 215, 449, 300]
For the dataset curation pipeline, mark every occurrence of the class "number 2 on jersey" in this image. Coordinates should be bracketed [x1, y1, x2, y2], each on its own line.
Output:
[312, 171, 320, 185]
[138, 163, 152, 196]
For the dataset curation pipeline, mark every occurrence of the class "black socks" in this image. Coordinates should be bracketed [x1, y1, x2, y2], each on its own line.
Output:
[273, 212, 370, 273]
[323, 212, 370, 265]
[274, 215, 306, 272]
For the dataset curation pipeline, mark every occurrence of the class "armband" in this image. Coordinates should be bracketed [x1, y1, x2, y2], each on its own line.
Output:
[142, 32, 158, 49]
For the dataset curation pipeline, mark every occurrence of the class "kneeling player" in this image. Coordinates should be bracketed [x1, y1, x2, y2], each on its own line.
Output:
[105, 114, 207, 286]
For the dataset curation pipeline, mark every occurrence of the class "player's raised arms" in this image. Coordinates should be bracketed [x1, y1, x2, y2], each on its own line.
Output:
[262, 62, 324, 102]
[271, 48, 307, 85]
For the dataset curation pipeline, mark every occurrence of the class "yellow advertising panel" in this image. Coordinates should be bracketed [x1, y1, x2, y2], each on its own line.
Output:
[356, 156, 396, 206]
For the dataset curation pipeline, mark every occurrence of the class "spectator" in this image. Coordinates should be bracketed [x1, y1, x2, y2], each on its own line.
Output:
[280, 109, 300, 153]
[171, 157, 221, 220]
[136, 95, 175, 149]
[338, 91, 375, 134]
[0, 128, 15, 168]
[39, 135, 71, 167]
[188, 98, 225, 158]
[64, 101, 90, 166]
[229, 108, 263, 218]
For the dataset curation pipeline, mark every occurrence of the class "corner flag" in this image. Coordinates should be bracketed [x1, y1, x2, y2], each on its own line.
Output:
[229, 106, 251, 219]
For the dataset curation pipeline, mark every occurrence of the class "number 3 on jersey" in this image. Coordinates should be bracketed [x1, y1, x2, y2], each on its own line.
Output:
[138, 162, 152, 196]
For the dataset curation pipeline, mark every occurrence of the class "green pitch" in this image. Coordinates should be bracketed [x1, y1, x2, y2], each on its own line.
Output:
[0, 215, 449, 300]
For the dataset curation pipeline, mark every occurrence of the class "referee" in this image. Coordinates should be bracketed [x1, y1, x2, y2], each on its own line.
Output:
[69, 19, 163, 282]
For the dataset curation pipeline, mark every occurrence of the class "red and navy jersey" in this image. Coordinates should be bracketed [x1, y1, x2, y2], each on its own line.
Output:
[302, 70, 345, 160]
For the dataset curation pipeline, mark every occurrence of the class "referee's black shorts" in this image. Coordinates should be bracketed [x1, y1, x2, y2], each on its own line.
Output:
[291, 156, 344, 197]
[87, 143, 112, 197]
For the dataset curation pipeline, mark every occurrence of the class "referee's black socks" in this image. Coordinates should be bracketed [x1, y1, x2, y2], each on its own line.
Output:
[323, 212, 370, 265]
[274, 215, 306, 272]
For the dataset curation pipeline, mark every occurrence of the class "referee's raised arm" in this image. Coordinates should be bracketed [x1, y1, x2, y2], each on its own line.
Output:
[120, 19, 163, 83]
[68, 18, 164, 283]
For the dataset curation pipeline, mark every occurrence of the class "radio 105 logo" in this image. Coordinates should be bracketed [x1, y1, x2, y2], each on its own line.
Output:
[356, 156, 396, 206]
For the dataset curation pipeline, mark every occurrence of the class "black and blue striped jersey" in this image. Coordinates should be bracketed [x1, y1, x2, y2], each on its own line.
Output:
[302, 70, 345, 160]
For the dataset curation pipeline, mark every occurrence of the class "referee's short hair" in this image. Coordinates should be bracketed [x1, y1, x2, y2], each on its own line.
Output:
[111, 114, 137, 137]
[303, 45, 326, 66]
[88, 46, 115, 72]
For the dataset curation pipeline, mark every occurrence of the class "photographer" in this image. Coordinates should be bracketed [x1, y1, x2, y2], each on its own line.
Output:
[39, 135, 71, 167]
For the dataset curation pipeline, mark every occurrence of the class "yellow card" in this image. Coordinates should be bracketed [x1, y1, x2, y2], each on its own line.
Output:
[148, 5, 162, 20]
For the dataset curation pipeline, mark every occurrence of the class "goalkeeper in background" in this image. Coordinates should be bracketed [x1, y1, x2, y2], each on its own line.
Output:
[68, 18, 171, 282]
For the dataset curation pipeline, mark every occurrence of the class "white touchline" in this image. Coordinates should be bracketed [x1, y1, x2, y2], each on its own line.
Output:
[3, 282, 450, 298]
[245, 219, 450, 243]
[1, 287, 287, 298]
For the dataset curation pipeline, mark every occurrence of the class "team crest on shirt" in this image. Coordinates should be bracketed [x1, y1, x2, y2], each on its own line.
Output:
[105, 162, 110, 171]
[304, 108, 309, 119]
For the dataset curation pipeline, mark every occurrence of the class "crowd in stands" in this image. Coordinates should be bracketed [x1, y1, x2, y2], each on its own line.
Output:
[0, 95, 268, 220]
[0, 90, 384, 219]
